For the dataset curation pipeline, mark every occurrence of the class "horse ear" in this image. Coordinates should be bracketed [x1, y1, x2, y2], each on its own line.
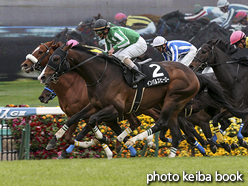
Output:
[64, 43, 72, 51]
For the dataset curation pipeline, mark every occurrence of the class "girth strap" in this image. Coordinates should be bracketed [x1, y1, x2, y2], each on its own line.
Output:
[126, 87, 145, 114]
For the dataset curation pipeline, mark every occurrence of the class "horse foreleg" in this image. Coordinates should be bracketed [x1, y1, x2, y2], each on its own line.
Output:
[212, 110, 232, 153]
[178, 117, 206, 156]
[46, 103, 98, 150]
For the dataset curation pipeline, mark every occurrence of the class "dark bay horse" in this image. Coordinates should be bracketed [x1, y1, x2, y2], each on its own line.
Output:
[37, 44, 204, 158]
[190, 38, 248, 146]
[21, 41, 160, 158]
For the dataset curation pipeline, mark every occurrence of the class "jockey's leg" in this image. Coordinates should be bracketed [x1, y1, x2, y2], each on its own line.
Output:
[123, 58, 146, 84]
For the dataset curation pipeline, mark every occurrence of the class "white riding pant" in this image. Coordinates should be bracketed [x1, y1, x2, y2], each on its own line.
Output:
[202, 67, 214, 74]
[114, 36, 147, 62]
[178, 45, 197, 67]
[135, 22, 157, 35]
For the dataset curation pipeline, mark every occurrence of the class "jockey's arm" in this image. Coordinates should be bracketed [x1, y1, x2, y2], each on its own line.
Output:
[170, 45, 179, 62]
[221, 8, 235, 29]
[184, 10, 208, 21]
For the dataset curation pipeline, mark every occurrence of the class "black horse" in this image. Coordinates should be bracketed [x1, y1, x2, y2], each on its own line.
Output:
[190, 38, 248, 147]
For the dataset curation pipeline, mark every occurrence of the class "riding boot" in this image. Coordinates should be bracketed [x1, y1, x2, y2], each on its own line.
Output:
[131, 65, 146, 84]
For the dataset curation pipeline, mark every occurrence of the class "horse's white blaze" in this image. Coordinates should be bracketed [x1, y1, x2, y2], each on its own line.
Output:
[38, 66, 47, 83]
[32, 46, 40, 54]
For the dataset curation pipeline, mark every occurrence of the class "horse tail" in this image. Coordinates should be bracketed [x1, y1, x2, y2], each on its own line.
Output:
[196, 74, 247, 119]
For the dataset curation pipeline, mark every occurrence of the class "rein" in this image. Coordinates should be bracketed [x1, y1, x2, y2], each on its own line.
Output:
[52, 52, 108, 87]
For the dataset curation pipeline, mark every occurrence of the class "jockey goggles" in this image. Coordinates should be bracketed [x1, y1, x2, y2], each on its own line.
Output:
[95, 30, 104, 36]
[155, 45, 163, 51]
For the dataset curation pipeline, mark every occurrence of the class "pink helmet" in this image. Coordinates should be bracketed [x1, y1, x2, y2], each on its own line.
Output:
[114, 13, 127, 23]
[230, 31, 246, 45]
[66, 39, 79, 47]
[234, 11, 247, 22]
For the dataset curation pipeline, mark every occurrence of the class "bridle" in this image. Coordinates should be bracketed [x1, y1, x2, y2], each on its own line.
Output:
[47, 46, 107, 87]
[193, 43, 240, 91]
[26, 43, 52, 72]
[193, 44, 215, 73]
[44, 86, 57, 100]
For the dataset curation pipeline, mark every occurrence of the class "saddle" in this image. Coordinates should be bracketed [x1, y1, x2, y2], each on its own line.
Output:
[100, 53, 170, 113]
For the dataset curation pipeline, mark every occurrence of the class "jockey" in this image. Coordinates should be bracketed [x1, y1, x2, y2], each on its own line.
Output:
[93, 19, 147, 84]
[152, 36, 197, 67]
[230, 30, 248, 49]
[229, 11, 248, 31]
[184, 4, 224, 21]
[217, 0, 248, 29]
[114, 13, 156, 36]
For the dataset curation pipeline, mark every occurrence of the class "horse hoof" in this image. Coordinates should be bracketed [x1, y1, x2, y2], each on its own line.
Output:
[57, 151, 67, 159]
[168, 152, 176, 158]
[222, 143, 231, 153]
[151, 143, 156, 150]
[98, 136, 110, 144]
[231, 143, 239, 150]
[46, 136, 57, 150]
[203, 153, 210, 157]
[210, 145, 217, 154]
[125, 140, 134, 147]
[93, 138, 100, 145]
[241, 140, 248, 149]
[116, 146, 122, 153]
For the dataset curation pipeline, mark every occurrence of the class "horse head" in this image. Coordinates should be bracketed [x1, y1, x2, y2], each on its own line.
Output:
[20, 40, 62, 73]
[189, 39, 233, 73]
[189, 40, 216, 73]
[39, 84, 56, 103]
[38, 44, 72, 85]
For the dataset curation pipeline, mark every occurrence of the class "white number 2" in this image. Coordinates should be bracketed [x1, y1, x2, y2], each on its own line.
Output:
[149, 64, 164, 78]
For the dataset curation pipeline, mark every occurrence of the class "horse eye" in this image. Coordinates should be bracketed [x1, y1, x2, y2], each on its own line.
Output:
[202, 50, 207, 54]
[38, 51, 43, 54]
[53, 56, 60, 62]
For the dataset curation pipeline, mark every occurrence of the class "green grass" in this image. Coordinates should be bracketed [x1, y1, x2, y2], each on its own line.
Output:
[0, 79, 59, 107]
[0, 156, 247, 186]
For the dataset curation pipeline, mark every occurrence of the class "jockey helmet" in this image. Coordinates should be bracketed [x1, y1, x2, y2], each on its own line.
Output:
[93, 19, 110, 31]
[217, 0, 229, 8]
[194, 4, 203, 14]
[230, 31, 246, 45]
[152, 36, 167, 47]
[233, 11, 247, 22]
[66, 39, 79, 47]
[115, 13, 127, 23]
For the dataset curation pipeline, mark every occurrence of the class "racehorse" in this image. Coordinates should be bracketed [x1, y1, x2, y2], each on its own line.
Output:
[38, 43, 237, 157]
[190, 38, 248, 147]
[21, 41, 160, 158]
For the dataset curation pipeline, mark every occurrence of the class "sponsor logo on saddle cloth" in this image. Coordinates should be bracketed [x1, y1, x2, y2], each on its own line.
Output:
[123, 62, 170, 88]
[140, 62, 170, 87]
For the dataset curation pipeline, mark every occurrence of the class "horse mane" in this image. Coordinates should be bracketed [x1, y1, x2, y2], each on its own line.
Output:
[206, 39, 235, 56]
[71, 45, 104, 56]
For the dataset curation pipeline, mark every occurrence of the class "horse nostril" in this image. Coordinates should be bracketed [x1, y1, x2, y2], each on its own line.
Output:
[189, 65, 193, 70]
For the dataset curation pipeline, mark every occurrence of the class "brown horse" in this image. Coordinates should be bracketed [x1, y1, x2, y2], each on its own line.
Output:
[21, 41, 160, 158]
[190, 38, 248, 147]
[37, 44, 201, 157]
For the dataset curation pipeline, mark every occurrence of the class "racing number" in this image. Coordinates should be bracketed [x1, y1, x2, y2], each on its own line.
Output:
[149, 64, 164, 78]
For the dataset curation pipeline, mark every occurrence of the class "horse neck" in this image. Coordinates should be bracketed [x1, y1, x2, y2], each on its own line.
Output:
[212, 48, 238, 90]
[50, 71, 84, 98]
[68, 50, 108, 86]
